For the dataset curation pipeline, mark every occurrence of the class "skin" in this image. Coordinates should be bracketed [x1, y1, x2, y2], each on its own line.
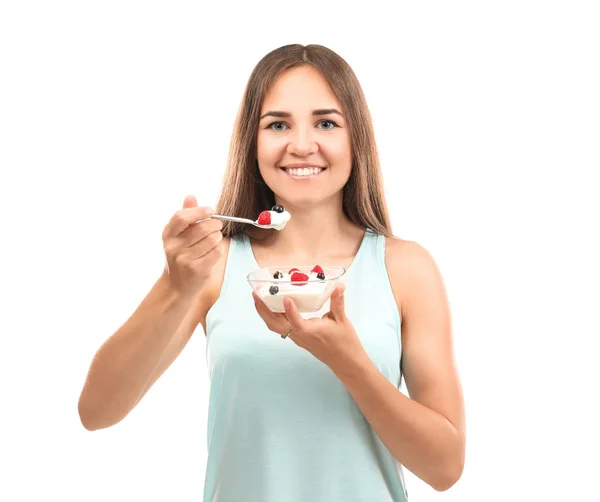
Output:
[77, 198, 226, 430]
[256, 65, 352, 211]
[81, 65, 465, 492]
[250, 66, 466, 490]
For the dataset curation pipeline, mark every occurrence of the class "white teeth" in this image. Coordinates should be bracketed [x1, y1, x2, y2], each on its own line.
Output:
[285, 167, 323, 177]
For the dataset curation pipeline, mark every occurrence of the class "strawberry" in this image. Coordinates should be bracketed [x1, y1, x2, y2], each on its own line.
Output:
[290, 271, 309, 285]
[257, 211, 271, 225]
[311, 265, 323, 275]
[288, 267, 300, 274]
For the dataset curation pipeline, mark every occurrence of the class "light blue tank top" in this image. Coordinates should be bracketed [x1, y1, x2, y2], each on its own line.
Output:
[204, 230, 408, 501]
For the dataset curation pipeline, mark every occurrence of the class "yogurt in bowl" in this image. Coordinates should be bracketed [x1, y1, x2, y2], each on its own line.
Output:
[248, 265, 346, 313]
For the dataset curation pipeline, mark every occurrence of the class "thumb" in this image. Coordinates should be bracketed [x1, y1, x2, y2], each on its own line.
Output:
[329, 284, 346, 321]
[182, 194, 198, 209]
[283, 296, 304, 331]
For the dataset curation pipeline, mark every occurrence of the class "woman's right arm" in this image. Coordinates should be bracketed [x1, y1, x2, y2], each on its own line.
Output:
[77, 196, 224, 431]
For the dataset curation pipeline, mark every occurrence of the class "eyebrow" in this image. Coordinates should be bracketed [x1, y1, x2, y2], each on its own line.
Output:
[259, 108, 343, 120]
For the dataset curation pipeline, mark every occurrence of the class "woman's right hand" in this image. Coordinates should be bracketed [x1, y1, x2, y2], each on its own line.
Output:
[161, 195, 225, 296]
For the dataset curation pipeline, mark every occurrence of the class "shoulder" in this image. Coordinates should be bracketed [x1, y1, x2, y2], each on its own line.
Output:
[384, 236, 446, 320]
[384, 237, 440, 277]
[192, 236, 232, 333]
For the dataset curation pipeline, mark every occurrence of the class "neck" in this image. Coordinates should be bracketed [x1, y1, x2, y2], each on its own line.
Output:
[258, 196, 361, 258]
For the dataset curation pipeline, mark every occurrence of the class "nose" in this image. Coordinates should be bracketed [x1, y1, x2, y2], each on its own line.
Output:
[286, 127, 318, 156]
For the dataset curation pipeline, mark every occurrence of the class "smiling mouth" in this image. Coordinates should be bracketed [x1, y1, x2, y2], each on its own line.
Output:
[280, 167, 326, 178]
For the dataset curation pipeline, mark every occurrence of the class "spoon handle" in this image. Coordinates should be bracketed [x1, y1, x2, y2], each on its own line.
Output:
[211, 214, 257, 225]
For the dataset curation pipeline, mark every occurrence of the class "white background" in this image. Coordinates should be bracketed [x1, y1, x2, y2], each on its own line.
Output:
[1, 1, 599, 501]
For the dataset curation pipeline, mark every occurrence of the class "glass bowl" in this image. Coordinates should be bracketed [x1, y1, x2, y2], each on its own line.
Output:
[247, 265, 346, 313]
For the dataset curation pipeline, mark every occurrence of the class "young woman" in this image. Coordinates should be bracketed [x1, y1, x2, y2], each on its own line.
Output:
[78, 44, 466, 502]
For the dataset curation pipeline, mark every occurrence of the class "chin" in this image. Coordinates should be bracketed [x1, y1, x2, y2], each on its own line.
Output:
[275, 190, 342, 210]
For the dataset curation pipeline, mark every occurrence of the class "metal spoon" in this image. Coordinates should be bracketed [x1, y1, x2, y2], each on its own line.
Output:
[210, 214, 271, 229]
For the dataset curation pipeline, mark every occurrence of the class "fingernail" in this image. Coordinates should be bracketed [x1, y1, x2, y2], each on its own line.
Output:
[206, 207, 215, 215]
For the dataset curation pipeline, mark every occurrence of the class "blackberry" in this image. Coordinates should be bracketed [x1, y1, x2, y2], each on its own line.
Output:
[316, 272, 325, 280]
[273, 271, 283, 279]
[272, 205, 284, 213]
[269, 285, 279, 295]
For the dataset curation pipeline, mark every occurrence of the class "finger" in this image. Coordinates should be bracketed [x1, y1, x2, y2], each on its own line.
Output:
[179, 218, 223, 247]
[179, 195, 201, 234]
[283, 296, 305, 331]
[187, 229, 223, 259]
[164, 206, 215, 238]
[163, 219, 222, 258]
[182, 194, 198, 209]
[195, 238, 226, 267]
[176, 238, 225, 276]
[329, 284, 347, 321]
[253, 292, 289, 334]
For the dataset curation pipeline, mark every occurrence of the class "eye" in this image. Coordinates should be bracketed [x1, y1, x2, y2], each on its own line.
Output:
[318, 120, 339, 130]
[266, 122, 288, 132]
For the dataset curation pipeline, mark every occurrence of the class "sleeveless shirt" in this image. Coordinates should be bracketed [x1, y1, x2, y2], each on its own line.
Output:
[203, 230, 408, 501]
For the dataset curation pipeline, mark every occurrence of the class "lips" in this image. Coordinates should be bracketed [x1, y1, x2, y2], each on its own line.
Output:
[283, 167, 324, 177]
[279, 164, 326, 178]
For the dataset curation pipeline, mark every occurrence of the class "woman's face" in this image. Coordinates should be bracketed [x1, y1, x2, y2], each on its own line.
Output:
[256, 65, 352, 209]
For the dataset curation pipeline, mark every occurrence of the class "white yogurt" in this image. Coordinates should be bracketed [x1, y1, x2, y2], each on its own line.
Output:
[256, 271, 333, 312]
[257, 209, 291, 230]
[258, 281, 334, 313]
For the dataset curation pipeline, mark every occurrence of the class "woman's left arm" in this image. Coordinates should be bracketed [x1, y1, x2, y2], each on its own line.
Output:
[332, 239, 466, 491]
[252, 239, 466, 491]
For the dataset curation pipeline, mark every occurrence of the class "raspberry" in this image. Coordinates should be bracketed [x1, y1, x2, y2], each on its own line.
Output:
[290, 272, 309, 286]
[288, 267, 300, 274]
[257, 211, 271, 225]
[311, 265, 324, 274]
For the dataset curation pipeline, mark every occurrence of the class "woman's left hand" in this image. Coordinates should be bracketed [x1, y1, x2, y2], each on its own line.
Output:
[252, 284, 368, 372]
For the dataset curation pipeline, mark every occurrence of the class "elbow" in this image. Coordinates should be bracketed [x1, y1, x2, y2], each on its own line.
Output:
[430, 427, 465, 491]
[78, 398, 102, 431]
[430, 455, 465, 492]
[431, 469, 462, 492]
[78, 396, 123, 431]
[79, 410, 98, 432]
[80, 419, 100, 432]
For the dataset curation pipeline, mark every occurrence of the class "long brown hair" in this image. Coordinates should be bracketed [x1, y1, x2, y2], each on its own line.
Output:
[215, 44, 393, 238]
